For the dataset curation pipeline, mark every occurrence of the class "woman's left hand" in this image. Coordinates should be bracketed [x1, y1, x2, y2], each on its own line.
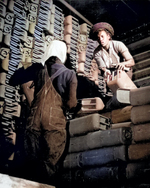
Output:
[117, 63, 125, 70]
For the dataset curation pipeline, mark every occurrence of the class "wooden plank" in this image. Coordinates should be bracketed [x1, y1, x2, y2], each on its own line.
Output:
[1, 53, 9, 71]
[0, 84, 5, 98]
[111, 106, 132, 124]
[116, 86, 150, 106]
[133, 58, 150, 71]
[127, 37, 150, 52]
[0, 101, 4, 114]
[61, 166, 124, 184]
[63, 145, 127, 169]
[100, 111, 111, 119]
[130, 86, 150, 106]
[128, 142, 150, 161]
[133, 66, 150, 80]
[126, 161, 150, 180]
[116, 88, 130, 104]
[132, 123, 150, 143]
[111, 122, 132, 129]
[68, 127, 132, 153]
[0, 72, 6, 85]
[75, 166, 123, 182]
[69, 113, 111, 137]
[134, 76, 150, 88]
[131, 105, 150, 124]
[133, 50, 150, 62]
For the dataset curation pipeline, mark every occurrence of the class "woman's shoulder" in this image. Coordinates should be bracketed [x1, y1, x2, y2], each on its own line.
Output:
[111, 40, 127, 52]
[111, 40, 126, 47]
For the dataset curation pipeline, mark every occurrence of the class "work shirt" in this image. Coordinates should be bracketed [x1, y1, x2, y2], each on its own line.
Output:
[47, 63, 77, 110]
[9, 62, 77, 111]
[93, 40, 133, 70]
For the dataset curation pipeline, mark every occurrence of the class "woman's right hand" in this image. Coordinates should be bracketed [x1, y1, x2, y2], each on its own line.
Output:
[104, 69, 111, 82]
[104, 69, 111, 77]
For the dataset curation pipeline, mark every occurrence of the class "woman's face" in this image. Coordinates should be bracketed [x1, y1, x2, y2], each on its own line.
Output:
[97, 30, 110, 48]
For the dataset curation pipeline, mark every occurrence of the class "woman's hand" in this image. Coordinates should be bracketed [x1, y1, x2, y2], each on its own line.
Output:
[104, 69, 111, 77]
[104, 69, 111, 82]
[117, 63, 130, 71]
[117, 63, 125, 70]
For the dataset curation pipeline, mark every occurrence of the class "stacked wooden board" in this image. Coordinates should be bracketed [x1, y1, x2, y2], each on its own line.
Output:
[60, 86, 150, 188]
[132, 50, 150, 88]
[127, 33, 150, 88]
[116, 86, 150, 187]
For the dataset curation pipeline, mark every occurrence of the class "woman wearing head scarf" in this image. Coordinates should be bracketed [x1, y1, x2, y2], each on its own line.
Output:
[11, 40, 77, 184]
[35, 40, 78, 111]
[22, 40, 77, 185]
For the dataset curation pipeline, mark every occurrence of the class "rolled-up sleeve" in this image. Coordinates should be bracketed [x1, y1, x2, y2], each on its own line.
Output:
[115, 41, 133, 61]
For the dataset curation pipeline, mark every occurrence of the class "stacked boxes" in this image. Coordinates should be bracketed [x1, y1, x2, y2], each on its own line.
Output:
[64, 15, 79, 70]
[77, 23, 88, 73]
[0, 0, 22, 160]
[53, 5, 64, 40]
[116, 86, 150, 186]
[132, 50, 150, 88]
[60, 86, 150, 187]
